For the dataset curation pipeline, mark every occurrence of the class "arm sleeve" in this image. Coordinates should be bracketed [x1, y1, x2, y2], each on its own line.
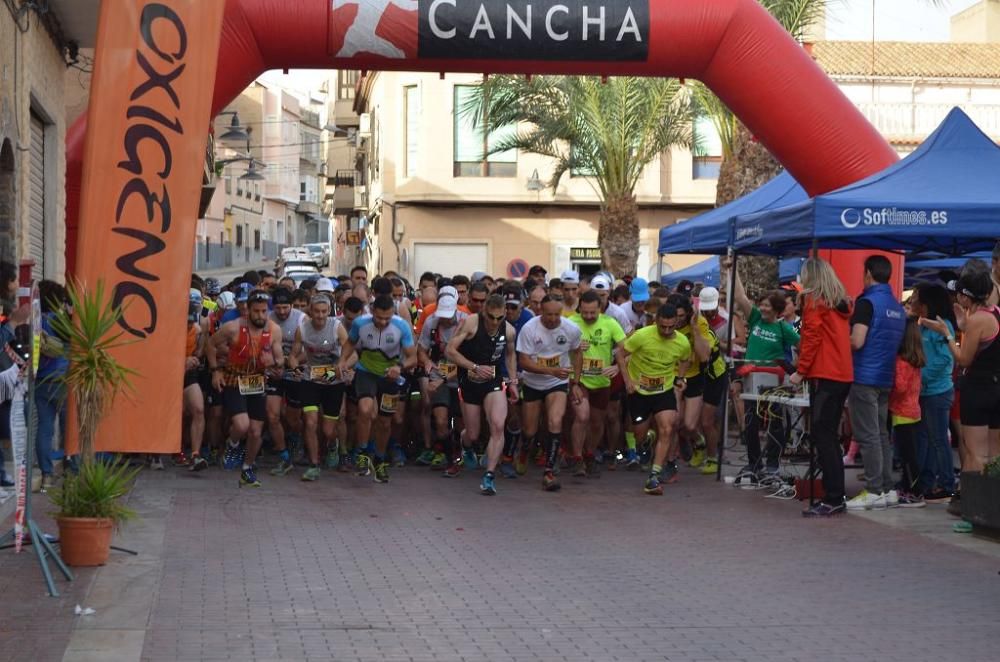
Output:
[611, 320, 627, 344]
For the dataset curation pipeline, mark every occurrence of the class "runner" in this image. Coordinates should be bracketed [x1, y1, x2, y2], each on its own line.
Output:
[501, 282, 533, 476]
[569, 291, 627, 477]
[185, 289, 209, 471]
[560, 270, 580, 317]
[206, 290, 284, 488]
[516, 295, 584, 491]
[617, 304, 692, 496]
[289, 295, 350, 481]
[338, 294, 417, 484]
[697, 287, 730, 475]
[336, 296, 367, 472]
[666, 293, 712, 480]
[447, 293, 519, 495]
[417, 291, 467, 476]
[266, 287, 306, 476]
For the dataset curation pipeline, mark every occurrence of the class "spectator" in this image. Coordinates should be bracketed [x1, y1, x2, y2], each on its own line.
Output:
[847, 255, 906, 511]
[989, 240, 1000, 307]
[909, 283, 956, 501]
[35, 280, 70, 492]
[791, 258, 854, 517]
[889, 317, 927, 508]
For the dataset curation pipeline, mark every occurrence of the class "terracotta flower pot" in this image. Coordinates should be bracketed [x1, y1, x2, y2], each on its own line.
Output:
[56, 517, 114, 567]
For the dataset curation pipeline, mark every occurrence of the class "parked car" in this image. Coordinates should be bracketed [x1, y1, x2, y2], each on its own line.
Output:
[280, 259, 320, 279]
[303, 243, 330, 268]
[276, 247, 311, 271]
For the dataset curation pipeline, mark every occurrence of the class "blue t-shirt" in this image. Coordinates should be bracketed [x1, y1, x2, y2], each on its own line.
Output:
[348, 314, 414, 375]
[37, 314, 69, 381]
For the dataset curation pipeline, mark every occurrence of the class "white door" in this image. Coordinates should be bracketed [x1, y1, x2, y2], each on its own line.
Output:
[412, 242, 488, 280]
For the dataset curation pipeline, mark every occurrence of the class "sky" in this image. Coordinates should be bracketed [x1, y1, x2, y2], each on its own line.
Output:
[826, 0, 981, 41]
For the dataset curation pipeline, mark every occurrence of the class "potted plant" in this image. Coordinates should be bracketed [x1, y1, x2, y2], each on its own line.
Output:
[961, 458, 1000, 532]
[46, 281, 138, 566]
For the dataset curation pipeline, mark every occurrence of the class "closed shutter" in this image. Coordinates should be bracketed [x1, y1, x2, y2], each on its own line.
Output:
[28, 114, 45, 276]
[413, 243, 488, 280]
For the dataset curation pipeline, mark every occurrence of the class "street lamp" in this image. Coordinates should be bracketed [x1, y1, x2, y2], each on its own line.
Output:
[217, 110, 249, 143]
[216, 155, 267, 181]
[526, 169, 545, 192]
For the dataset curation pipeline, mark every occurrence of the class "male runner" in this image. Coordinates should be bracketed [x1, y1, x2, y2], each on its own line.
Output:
[501, 283, 534, 476]
[447, 293, 519, 495]
[207, 290, 284, 487]
[696, 287, 730, 475]
[667, 293, 712, 478]
[185, 289, 209, 471]
[569, 291, 627, 477]
[289, 295, 350, 481]
[617, 304, 692, 495]
[516, 295, 583, 491]
[560, 270, 581, 317]
[417, 291, 467, 476]
[338, 295, 417, 484]
[266, 288, 306, 476]
[335, 296, 367, 472]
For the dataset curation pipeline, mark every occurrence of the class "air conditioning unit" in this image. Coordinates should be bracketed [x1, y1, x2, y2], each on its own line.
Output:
[358, 113, 371, 137]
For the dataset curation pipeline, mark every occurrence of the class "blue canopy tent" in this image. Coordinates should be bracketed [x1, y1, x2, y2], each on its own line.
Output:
[905, 252, 991, 272]
[733, 108, 1000, 256]
[662, 256, 805, 288]
[657, 170, 807, 255]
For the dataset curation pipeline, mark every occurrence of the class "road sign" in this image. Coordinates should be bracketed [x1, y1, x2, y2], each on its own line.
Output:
[507, 259, 528, 280]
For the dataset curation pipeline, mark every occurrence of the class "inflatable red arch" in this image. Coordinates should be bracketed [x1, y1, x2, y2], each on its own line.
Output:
[65, 0, 898, 453]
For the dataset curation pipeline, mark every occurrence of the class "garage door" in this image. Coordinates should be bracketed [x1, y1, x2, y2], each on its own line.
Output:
[28, 113, 45, 276]
[413, 243, 488, 280]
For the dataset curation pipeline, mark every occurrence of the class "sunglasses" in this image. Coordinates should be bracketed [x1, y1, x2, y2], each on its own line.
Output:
[486, 313, 505, 321]
[248, 293, 270, 304]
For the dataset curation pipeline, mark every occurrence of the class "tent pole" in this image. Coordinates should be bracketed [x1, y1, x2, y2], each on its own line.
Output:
[656, 254, 664, 282]
[717, 249, 738, 482]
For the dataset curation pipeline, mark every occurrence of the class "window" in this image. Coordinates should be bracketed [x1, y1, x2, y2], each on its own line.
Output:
[254, 229, 261, 250]
[453, 85, 516, 178]
[235, 224, 244, 247]
[338, 70, 358, 101]
[300, 181, 307, 201]
[692, 116, 723, 180]
[225, 176, 232, 194]
[254, 183, 260, 201]
[237, 179, 244, 196]
[404, 85, 420, 177]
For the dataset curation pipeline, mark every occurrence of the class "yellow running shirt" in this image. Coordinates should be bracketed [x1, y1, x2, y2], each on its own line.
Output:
[623, 325, 691, 395]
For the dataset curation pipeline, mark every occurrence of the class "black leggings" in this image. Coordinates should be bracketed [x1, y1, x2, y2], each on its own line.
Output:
[744, 400, 785, 470]
[810, 379, 851, 504]
[893, 420, 920, 492]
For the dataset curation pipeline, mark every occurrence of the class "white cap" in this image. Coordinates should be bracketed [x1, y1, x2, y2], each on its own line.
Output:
[218, 291, 237, 310]
[435, 294, 458, 318]
[699, 286, 720, 311]
[316, 277, 335, 293]
[591, 274, 611, 290]
[471, 271, 488, 282]
[560, 269, 580, 284]
[439, 285, 458, 299]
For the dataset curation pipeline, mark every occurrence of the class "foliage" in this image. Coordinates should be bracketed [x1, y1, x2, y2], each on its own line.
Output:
[985, 456, 1000, 479]
[47, 280, 136, 464]
[48, 457, 141, 526]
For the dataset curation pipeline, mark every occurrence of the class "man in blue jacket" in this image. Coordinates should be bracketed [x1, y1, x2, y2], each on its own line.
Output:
[847, 256, 905, 511]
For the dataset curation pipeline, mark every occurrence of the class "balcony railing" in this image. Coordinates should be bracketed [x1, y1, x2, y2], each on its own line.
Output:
[856, 102, 1000, 139]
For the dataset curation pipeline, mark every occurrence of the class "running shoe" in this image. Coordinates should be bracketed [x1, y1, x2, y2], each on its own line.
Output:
[689, 448, 706, 468]
[884, 490, 900, 508]
[150, 456, 165, 471]
[338, 454, 355, 473]
[223, 443, 244, 471]
[625, 449, 639, 470]
[301, 466, 321, 482]
[173, 451, 191, 467]
[515, 451, 529, 475]
[416, 449, 435, 466]
[802, 501, 846, 518]
[584, 455, 600, 478]
[542, 470, 560, 492]
[429, 452, 447, 470]
[239, 466, 261, 488]
[325, 449, 340, 470]
[390, 445, 407, 467]
[480, 472, 497, 496]
[462, 449, 479, 470]
[374, 462, 390, 484]
[189, 456, 209, 472]
[663, 461, 680, 484]
[443, 464, 461, 478]
[846, 489, 886, 511]
[270, 459, 294, 476]
[355, 453, 372, 477]
[499, 458, 517, 479]
[734, 466, 759, 486]
[570, 457, 587, 477]
[534, 447, 546, 467]
[897, 491, 926, 508]
[700, 457, 719, 475]
[643, 474, 664, 496]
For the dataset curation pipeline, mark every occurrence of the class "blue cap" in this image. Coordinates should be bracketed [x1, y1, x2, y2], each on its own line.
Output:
[236, 283, 252, 302]
[189, 288, 203, 306]
[630, 278, 650, 303]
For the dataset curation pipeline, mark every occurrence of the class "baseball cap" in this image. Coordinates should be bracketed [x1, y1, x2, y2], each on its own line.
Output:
[316, 277, 335, 293]
[435, 294, 458, 318]
[272, 288, 293, 305]
[591, 274, 612, 290]
[471, 271, 488, 283]
[560, 269, 580, 284]
[236, 283, 252, 302]
[675, 279, 695, 296]
[189, 288, 203, 307]
[699, 287, 720, 311]
[528, 265, 547, 277]
[439, 285, 458, 300]
[630, 278, 650, 303]
[218, 291, 237, 310]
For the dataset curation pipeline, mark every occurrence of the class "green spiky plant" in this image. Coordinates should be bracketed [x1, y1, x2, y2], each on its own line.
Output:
[48, 457, 141, 525]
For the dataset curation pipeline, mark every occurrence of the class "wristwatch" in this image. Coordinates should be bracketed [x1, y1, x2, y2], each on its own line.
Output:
[674, 376, 687, 388]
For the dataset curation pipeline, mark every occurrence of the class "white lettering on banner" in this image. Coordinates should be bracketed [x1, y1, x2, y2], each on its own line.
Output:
[617, 7, 642, 41]
[840, 207, 949, 229]
[429, 0, 457, 39]
[507, 4, 531, 39]
[736, 224, 764, 242]
[470, 4, 495, 39]
[582, 5, 605, 41]
[545, 4, 569, 41]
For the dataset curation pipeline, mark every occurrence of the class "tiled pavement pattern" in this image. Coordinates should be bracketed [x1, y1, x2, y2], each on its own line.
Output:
[2, 461, 1000, 662]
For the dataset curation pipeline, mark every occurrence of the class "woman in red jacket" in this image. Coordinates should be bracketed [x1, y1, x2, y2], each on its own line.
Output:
[790, 258, 854, 517]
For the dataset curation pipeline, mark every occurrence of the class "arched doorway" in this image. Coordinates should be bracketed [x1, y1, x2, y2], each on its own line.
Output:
[0, 138, 14, 263]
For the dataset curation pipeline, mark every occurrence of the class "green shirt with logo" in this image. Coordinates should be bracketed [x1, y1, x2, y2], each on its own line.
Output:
[746, 306, 800, 365]
[569, 313, 627, 390]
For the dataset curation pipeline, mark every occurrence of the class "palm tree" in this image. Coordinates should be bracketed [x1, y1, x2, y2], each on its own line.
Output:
[464, 76, 694, 277]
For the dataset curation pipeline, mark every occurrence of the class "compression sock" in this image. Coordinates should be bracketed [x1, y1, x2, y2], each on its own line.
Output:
[279, 449, 290, 463]
[503, 426, 521, 457]
[546, 432, 562, 471]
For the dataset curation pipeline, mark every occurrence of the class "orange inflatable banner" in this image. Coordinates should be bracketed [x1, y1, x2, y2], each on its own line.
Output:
[72, 0, 225, 453]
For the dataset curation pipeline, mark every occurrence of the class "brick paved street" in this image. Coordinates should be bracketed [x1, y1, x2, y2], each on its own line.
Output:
[2, 461, 1000, 662]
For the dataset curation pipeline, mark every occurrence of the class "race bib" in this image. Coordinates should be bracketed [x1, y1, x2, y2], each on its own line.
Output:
[379, 392, 400, 414]
[310, 365, 336, 383]
[538, 354, 561, 368]
[639, 374, 665, 392]
[437, 361, 458, 381]
[238, 374, 265, 396]
[583, 358, 605, 376]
